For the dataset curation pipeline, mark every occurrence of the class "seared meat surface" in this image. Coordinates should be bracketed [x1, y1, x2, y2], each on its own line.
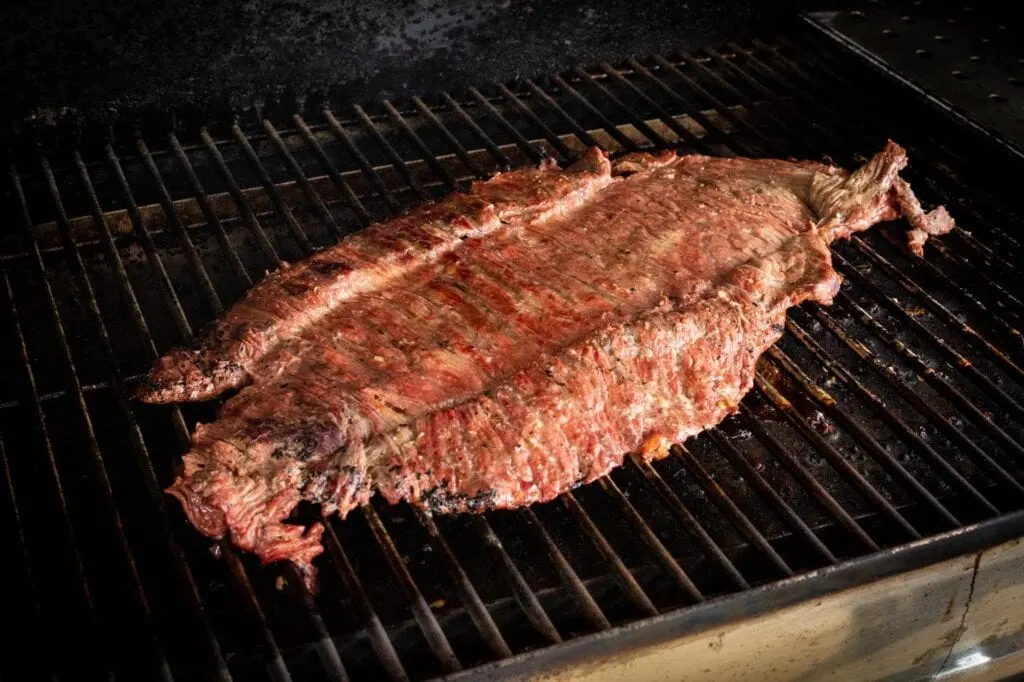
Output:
[140, 142, 953, 586]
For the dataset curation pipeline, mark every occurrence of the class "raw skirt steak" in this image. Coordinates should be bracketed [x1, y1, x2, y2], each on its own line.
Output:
[139, 141, 953, 586]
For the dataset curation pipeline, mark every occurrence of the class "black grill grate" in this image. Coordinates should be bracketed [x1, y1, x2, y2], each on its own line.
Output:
[2, 20, 1024, 681]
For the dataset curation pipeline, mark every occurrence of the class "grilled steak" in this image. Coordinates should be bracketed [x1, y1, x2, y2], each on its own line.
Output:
[141, 142, 953, 587]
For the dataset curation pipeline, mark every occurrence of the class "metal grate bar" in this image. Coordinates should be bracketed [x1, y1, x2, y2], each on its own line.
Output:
[261, 118, 343, 239]
[597, 61, 714, 154]
[520, 508, 611, 632]
[842, 242, 1024, 388]
[167, 132, 253, 287]
[353, 105, 430, 200]
[674, 445, 795, 577]
[439, 92, 513, 169]
[836, 253, 1024, 424]
[707, 431, 838, 564]
[413, 97, 491, 179]
[470, 517, 563, 644]
[874, 229, 1024, 345]
[640, 56, 773, 154]
[467, 87, 546, 162]
[754, 375, 922, 540]
[550, 74, 643, 151]
[0, 227, 109, 667]
[137, 138, 225, 315]
[493, 84, 574, 162]
[783, 317, 1009, 511]
[321, 523, 409, 682]
[596, 476, 705, 603]
[230, 123, 316, 252]
[382, 101, 458, 191]
[523, 79, 604, 151]
[765, 347, 961, 527]
[674, 51, 803, 153]
[643, 56, 749, 154]
[570, 67, 671, 149]
[809, 305, 1024, 493]
[198, 129, 282, 265]
[72, 151, 235, 680]
[737, 405, 880, 552]
[103, 144, 194, 340]
[361, 505, 463, 673]
[562, 492, 658, 616]
[291, 114, 373, 227]
[12, 160, 172, 678]
[75, 153, 161, 354]
[0, 434, 45, 677]
[414, 509, 514, 659]
[281, 563, 350, 682]
[222, 546, 293, 682]
[916, 238, 1024, 327]
[322, 107, 402, 211]
[832, 292, 1024, 461]
[632, 459, 750, 590]
[102, 148, 200, 446]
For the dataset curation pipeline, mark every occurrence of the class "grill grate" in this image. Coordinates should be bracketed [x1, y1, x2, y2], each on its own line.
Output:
[2, 19, 1024, 681]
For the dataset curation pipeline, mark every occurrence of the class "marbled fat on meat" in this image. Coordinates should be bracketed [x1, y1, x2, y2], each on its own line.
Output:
[140, 142, 954, 587]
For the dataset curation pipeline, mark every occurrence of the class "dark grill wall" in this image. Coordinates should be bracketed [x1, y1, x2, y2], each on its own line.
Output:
[0, 0, 782, 132]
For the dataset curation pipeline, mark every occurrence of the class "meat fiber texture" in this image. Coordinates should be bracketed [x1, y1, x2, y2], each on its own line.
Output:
[138, 141, 953, 588]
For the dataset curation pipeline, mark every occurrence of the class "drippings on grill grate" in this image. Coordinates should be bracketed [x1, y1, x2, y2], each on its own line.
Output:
[1, 25, 1023, 682]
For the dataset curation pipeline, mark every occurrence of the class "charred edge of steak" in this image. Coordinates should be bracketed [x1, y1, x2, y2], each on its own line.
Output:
[136, 349, 248, 404]
[420, 486, 499, 515]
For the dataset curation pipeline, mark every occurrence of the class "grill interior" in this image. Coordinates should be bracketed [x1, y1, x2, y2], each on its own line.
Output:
[2, 18, 1024, 681]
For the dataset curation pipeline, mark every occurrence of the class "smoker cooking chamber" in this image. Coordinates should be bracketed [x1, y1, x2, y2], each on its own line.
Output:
[2, 15, 1024, 681]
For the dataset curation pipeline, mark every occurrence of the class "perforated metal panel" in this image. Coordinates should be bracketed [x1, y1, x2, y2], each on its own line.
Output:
[813, 4, 1024, 144]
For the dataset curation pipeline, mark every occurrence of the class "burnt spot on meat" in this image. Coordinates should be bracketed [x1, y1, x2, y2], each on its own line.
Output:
[421, 486, 498, 515]
[307, 259, 355, 279]
[270, 428, 321, 462]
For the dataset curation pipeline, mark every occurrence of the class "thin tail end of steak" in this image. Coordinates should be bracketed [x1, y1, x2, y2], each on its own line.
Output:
[813, 140, 954, 253]
[166, 462, 325, 591]
[136, 349, 249, 404]
[892, 176, 955, 257]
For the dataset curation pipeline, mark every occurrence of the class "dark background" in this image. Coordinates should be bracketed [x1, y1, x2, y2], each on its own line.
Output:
[0, 0, 802, 131]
